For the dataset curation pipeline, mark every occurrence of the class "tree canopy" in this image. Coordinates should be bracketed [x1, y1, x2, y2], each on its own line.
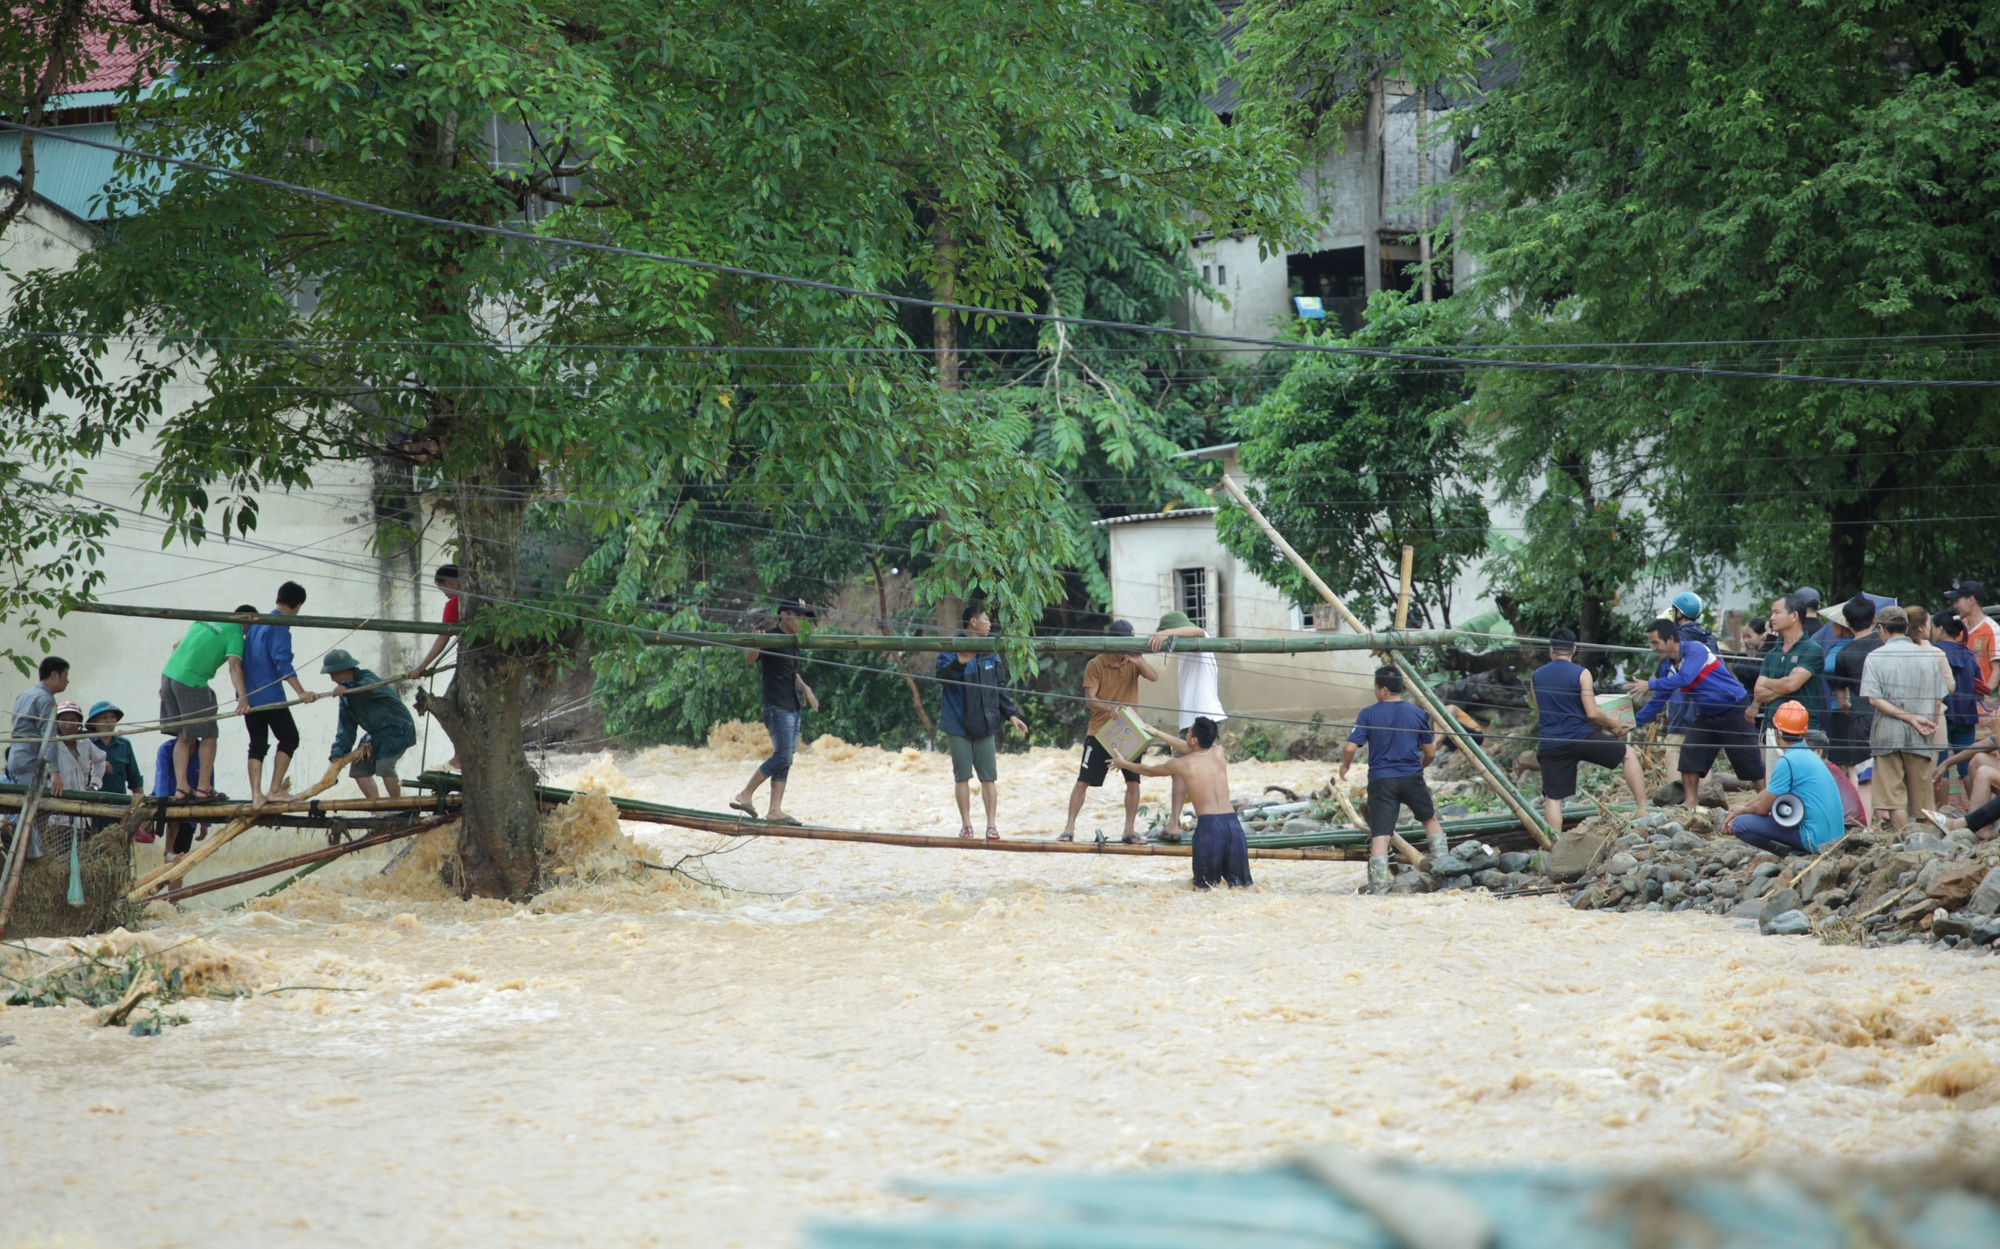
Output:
[0, 0, 1302, 894]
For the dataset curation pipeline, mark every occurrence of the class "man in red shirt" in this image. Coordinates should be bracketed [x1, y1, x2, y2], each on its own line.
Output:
[408, 563, 461, 769]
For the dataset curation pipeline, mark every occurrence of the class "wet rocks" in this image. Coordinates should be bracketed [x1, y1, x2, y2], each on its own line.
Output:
[1763, 909, 1812, 936]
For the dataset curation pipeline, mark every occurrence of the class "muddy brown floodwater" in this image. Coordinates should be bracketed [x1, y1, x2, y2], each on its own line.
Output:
[4, 739, 1999, 1248]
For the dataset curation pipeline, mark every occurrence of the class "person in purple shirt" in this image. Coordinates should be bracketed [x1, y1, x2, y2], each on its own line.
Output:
[241, 583, 319, 806]
[1629, 617, 1765, 808]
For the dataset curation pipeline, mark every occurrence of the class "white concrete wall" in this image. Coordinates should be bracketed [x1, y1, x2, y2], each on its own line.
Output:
[0, 200, 456, 799]
[1100, 506, 1380, 728]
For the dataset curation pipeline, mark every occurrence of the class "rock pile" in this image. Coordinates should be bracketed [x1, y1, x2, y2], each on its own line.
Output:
[1550, 810, 2000, 951]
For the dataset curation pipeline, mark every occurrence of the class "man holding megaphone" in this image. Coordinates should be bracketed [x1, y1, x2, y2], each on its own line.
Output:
[1723, 700, 1845, 855]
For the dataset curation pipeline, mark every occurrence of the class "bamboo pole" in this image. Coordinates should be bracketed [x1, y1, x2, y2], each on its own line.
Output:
[153, 814, 456, 904]
[66, 601, 1449, 654]
[0, 717, 56, 940]
[127, 749, 368, 901]
[0, 791, 448, 822]
[1213, 475, 1552, 846]
[610, 807, 1362, 860]
[1395, 544, 1415, 630]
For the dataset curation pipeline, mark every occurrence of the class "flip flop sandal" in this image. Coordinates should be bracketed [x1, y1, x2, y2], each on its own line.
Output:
[728, 800, 758, 819]
[959, 826, 976, 840]
[1122, 832, 1147, 845]
[986, 827, 1001, 840]
[769, 815, 803, 826]
[1056, 831, 1074, 842]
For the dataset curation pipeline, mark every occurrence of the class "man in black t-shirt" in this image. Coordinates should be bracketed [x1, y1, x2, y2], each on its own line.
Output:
[730, 597, 820, 825]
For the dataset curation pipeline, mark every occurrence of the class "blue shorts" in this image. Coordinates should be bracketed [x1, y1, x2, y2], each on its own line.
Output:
[1941, 722, 1977, 777]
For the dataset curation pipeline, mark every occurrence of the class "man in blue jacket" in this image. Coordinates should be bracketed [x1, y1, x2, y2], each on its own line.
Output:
[243, 582, 320, 806]
[937, 602, 1029, 839]
[1630, 617, 1766, 808]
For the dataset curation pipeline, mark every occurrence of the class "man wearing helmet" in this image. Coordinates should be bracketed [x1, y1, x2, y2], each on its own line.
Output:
[1723, 701, 1843, 855]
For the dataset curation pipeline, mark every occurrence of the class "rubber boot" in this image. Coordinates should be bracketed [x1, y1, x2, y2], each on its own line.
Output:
[1365, 855, 1392, 895]
[1428, 830, 1450, 861]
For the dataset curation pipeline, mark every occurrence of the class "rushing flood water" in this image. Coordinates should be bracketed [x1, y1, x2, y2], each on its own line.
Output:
[4, 741, 1998, 1247]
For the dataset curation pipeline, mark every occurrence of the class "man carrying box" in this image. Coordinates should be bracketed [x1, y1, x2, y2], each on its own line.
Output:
[1058, 620, 1157, 845]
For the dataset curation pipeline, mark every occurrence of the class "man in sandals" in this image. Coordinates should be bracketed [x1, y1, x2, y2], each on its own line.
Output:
[731, 597, 820, 825]
[160, 612, 253, 799]
[937, 601, 1029, 839]
[1059, 620, 1157, 844]
[1109, 716, 1253, 890]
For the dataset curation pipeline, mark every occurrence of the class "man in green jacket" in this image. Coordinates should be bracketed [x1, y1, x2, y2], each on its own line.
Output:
[321, 649, 418, 799]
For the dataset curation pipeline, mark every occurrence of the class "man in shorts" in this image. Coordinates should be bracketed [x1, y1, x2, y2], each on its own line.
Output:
[160, 615, 253, 799]
[243, 583, 320, 806]
[936, 601, 1029, 839]
[1339, 666, 1447, 895]
[1531, 628, 1649, 832]
[1109, 716, 1252, 890]
[1148, 608, 1226, 839]
[321, 648, 417, 798]
[1059, 620, 1157, 844]
[1630, 617, 1764, 806]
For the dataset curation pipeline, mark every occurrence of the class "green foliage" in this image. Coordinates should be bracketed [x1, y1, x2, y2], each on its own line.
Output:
[1456, 0, 2000, 603]
[1232, 0, 1503, 145]
[1217, 292, 1489, 627]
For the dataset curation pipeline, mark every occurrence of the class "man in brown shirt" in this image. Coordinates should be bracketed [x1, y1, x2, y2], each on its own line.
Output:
[1058, 620, 1158, 843]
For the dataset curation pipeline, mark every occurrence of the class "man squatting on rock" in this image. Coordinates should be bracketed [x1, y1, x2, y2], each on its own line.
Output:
[1339, 666, 1447, 896]
[1629, 617, 1765, 805]
[1530, 628, 1650, 832]
[1109, 716, 1253, 891]
[1723, 700, 1845, 856]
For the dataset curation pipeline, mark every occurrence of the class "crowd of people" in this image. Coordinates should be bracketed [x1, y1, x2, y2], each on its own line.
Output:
[5, 576, 437, 863]
[1533, 582, 2000, 860]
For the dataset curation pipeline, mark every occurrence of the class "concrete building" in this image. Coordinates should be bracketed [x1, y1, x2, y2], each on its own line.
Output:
[1095, 444, 1380, 726]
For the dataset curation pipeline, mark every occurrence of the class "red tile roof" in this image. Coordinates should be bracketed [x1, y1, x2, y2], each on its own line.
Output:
[69, 21, 156, 93]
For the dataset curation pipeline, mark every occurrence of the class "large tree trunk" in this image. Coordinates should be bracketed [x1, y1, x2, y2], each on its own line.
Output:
[1556, 451, 1610, 647]
[416, 451, 543, 899]
[930, 216, 960, 391]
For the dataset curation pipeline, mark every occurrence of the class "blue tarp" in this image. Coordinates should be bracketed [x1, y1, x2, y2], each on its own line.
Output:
[811, 1161, 2000, 1249]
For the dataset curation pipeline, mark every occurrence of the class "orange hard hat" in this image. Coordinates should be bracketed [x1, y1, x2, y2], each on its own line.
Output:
[1773, 700, 1809, 735]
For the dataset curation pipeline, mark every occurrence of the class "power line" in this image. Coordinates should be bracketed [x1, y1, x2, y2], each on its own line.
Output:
[8, 122, 1998, 389]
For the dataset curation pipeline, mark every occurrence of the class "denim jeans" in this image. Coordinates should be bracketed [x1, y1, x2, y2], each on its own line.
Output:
[759, 706, 801, 782]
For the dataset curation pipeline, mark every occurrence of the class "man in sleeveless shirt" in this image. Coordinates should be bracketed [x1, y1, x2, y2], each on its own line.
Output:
[1531, 629, 1650, 832]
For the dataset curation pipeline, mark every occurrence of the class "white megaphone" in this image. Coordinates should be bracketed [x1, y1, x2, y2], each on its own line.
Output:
[1771, 793, 1805, 829]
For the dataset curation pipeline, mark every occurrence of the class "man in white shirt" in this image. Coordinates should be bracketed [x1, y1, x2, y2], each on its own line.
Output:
[1149, 610, 1226, 838]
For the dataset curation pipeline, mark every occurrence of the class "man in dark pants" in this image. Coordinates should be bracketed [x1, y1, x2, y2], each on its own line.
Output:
[1724, 701, 1844, 855]
[1630, 617, 1765, 807]
[242, 584, 320, 806]
[1339, 666, 1446, 895]
[731, 597, 820, 825]
[1531, 629, 1650, 832]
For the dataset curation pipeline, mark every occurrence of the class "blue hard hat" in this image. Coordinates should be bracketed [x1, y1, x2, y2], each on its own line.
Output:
[1671, 592, 1703, 619]
[86, 699, 123, 721]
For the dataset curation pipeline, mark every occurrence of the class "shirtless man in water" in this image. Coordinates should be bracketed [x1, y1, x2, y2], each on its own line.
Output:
[1108, 715, 1254, 891]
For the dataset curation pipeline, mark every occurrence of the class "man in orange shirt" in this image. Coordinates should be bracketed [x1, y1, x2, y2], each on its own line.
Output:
[1948, 580, 1997, 699]
[1058, 620, 1157, 844]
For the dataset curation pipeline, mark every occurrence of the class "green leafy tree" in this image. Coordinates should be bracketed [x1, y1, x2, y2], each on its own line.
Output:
[2, 0, 1300, 893]
[1456, 0, 2000, 602]
[1217, 292, 1489, 627]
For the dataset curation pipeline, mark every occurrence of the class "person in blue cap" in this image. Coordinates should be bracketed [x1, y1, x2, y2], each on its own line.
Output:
[1659, 592, 1710, 776]
[86, 701, 146, 796]
[320, 648, 417, 799]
